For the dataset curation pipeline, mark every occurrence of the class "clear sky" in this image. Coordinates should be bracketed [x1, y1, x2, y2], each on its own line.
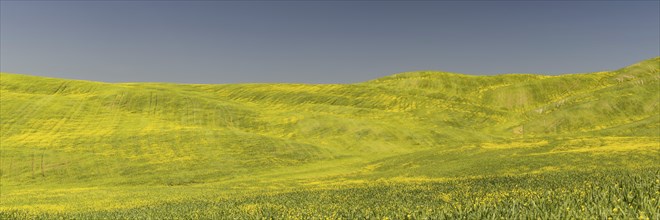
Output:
[1, 0, 658, 84]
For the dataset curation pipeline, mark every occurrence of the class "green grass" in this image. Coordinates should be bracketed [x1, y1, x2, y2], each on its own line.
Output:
[3, 169, 658, 219]
[1, 57, 658, 218]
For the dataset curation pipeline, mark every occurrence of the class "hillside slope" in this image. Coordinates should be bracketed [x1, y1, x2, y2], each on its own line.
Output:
[0, 57, 658, 217]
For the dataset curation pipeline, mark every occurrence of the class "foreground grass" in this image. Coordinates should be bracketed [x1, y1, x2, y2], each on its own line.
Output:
[2, 168, 658, 219]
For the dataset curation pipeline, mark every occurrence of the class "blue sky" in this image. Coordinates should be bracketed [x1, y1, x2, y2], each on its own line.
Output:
[1, 0, 658, 83]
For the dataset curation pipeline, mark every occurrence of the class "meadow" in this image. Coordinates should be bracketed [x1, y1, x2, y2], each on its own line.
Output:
[0, 57, 658, 218]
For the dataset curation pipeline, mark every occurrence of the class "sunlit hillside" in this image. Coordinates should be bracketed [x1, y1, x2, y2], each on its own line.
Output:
[1, 57, 658, 219]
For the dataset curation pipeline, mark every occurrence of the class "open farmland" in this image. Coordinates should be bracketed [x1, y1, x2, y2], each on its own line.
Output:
[1, 57, 659, 219]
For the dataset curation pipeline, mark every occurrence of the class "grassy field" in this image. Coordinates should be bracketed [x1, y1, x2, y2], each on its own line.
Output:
[1, 57, 659, 219]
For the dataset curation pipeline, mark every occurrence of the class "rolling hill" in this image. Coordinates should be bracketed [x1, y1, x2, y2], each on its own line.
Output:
[1, 57, 658, 218]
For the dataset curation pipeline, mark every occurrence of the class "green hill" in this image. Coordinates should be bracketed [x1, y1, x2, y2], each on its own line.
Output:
[1, 57, 659, 219]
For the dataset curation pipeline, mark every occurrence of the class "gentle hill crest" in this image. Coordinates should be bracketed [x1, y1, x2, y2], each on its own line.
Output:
[1, 57, 659, 218]
[0, 56, 658, 184]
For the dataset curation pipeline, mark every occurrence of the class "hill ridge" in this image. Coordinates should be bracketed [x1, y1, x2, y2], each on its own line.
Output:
[0, 57, 658, 217]
[3, 57, 657, 85]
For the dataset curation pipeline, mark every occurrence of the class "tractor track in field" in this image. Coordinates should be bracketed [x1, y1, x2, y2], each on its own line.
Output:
[1, 94, 55, 141]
